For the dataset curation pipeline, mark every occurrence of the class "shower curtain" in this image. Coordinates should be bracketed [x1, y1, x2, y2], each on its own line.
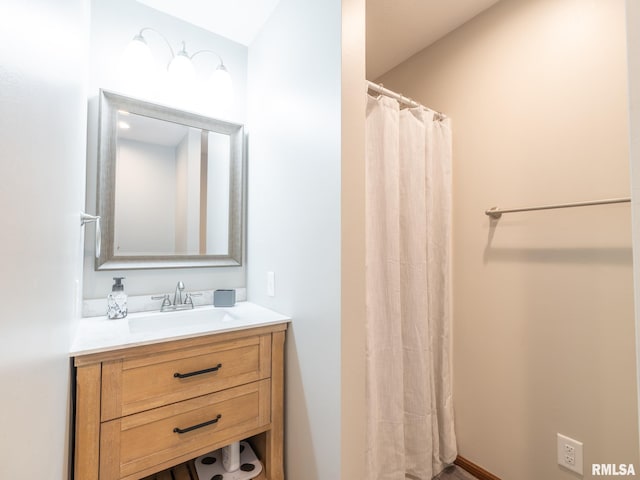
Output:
[365, 94, 456, 479]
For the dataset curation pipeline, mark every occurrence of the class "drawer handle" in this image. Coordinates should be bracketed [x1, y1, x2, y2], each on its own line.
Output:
[173, 363, 222, 379]
[173, 414, 222, 434]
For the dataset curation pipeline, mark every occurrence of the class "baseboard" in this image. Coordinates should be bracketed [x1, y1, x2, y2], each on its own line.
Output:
[454, 455, 502, 480]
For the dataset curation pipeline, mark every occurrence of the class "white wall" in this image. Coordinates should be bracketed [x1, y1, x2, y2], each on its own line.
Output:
[174, 128, 201, 254]
[247, 0, 342, 477]
[0, 0, 89, 477]
[175, 132, 189, 252]
[84, 0, 248, 299]
[115, 139, 177, 254]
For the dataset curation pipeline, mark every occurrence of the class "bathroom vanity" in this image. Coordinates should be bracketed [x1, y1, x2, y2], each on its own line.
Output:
[71, 303, 289, 480]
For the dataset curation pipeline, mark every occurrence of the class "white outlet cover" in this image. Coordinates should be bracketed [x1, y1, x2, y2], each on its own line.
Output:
[557, 433, 583, 475]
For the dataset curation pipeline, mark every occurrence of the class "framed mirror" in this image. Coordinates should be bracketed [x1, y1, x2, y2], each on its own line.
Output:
[95, 90, 244, 270]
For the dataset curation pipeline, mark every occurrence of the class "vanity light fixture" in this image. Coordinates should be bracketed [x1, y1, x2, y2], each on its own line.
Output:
[122, 27, 233, 105]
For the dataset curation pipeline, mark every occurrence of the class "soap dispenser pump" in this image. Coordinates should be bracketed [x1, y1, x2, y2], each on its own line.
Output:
[107, 277, 128, 319]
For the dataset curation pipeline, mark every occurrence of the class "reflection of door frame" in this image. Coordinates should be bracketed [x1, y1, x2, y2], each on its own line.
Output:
[200, 129, 209, 254]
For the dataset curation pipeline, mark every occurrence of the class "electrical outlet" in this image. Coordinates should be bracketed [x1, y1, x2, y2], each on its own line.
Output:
[557, 433, 583, 475]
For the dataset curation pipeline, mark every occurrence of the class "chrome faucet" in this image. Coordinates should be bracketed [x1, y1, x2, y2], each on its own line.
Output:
[152, 281, 202, 312]
[173, 281, 185, 306]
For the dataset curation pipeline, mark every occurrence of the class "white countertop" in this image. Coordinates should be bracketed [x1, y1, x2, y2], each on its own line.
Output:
[70, 301, 291, 357]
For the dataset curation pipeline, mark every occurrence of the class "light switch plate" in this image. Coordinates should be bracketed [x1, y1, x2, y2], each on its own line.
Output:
[267, 271, 275, 297]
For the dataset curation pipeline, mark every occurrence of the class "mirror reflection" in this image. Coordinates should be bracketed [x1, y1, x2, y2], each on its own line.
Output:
[114, 111, 230, 256]
[96, 90, 244, 270]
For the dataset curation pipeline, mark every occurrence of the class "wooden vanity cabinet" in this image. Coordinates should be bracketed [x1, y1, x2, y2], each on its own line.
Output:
[73, 323, 286, 480]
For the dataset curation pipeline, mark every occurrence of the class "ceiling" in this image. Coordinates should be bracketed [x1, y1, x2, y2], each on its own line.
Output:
[135, 0, 282, 46]
[135, 0, 500, 79]
[366, 0, 501, 79]
[118, 111, 189, 147]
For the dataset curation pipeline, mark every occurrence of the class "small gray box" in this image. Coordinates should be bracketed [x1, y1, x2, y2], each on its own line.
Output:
[214, 289, 236, 307]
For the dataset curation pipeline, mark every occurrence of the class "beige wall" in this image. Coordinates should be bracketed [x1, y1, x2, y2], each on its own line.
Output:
[628, 0, 640, 446]
[342, 0, 367, 477]
[378, 0, 639, 478]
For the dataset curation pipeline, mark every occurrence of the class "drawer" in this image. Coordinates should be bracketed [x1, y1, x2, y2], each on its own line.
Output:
[101, 335, 272, 420]
[100, 379, 271, 480]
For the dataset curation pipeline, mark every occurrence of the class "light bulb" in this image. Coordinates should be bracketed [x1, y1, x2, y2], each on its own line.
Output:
[120, 34, 153, 77]
[210, 64, 233, 111]
[167, 50, 196, 86]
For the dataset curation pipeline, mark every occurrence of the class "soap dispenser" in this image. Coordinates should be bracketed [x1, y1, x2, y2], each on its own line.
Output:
[107, 277, 128, 319]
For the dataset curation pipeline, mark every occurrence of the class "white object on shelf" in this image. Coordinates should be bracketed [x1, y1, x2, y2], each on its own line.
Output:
[222, 441, 241, 472]
[195, 441, 263, 480]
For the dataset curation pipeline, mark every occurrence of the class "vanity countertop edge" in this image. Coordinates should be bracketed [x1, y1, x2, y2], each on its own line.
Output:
[70, 301, 291, 357]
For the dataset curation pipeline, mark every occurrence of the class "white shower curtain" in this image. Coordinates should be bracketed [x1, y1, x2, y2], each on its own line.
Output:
[365, 94, 456, 480]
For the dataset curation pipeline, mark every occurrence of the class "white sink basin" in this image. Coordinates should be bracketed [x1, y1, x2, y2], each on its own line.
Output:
[128, 307, 235, 333]
[71, 302, 291, 356]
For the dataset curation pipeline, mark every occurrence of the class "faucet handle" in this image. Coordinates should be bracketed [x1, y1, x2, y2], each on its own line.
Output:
[184, 292, 202, 308]
[184, 294, 194, 308]
[152, 294, 172, 309]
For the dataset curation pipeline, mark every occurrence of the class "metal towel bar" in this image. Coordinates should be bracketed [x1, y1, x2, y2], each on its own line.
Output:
[81, 212, 101, 258]
[485, 197, 631, 219]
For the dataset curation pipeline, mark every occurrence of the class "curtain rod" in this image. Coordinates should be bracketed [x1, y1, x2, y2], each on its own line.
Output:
[366, 81, 446, 119]
[485, 197, 631, 219]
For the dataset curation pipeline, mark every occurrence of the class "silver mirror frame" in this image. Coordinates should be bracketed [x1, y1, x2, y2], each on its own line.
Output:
[95, 89, 244, 270]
